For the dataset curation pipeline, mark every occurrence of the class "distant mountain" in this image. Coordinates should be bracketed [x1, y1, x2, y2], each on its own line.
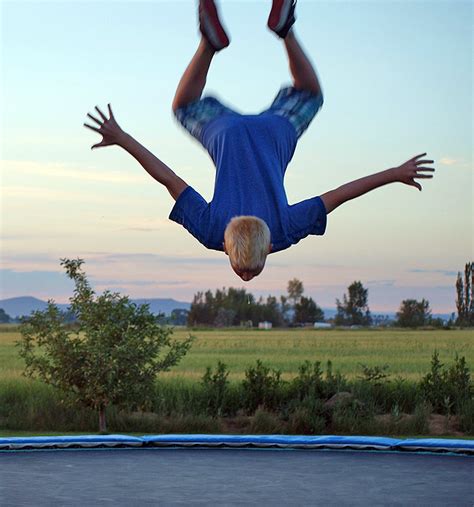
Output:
[0, 297, 63, 319]
[0, 296, 190, 318]
[130, 299, 190, 316]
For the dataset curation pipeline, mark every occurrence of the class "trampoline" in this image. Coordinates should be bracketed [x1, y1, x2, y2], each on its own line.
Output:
[1, 435, 473, 506]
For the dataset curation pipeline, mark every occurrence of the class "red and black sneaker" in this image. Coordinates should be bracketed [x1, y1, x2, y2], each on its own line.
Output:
[267, 0, 297, 39]
[199, 0, 230, 51]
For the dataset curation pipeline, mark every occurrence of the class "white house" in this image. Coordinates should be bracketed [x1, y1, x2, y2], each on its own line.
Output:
[314, 322, 332, 329]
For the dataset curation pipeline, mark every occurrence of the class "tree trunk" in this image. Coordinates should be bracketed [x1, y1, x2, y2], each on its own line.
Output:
[98, 405, 107, 433]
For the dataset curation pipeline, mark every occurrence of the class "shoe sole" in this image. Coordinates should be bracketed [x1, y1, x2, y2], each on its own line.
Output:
[268, 0, 294, 33]
[200, 0, 229, 50]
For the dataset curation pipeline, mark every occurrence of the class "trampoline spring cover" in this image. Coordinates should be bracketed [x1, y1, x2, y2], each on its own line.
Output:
[0, 434, 473, 455]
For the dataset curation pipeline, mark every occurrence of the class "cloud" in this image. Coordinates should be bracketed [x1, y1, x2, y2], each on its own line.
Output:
[408, 268, 458, 277]
[117, 217, 175, 231]
[92, 279, 159, 287]
[0, 254, 67, 272]
[366, 280, 396, 287]
[439, 157, 458, 166]
[93, 279, 188, 287]
[2, 160, 144, 185]
[2, 185, 106, 202]
[438, 157, 471, 168]
[101, 252, 227, 265]
[0, 251, 227, 274]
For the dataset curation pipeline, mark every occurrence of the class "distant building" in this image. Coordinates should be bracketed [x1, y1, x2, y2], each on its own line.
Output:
[258, 321, 272, 330]
[314, 322, 332, 329]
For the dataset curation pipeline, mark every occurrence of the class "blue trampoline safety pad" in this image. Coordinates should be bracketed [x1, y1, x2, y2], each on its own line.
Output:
[141, 434, 399, 450]
[1, 434, 473, 455]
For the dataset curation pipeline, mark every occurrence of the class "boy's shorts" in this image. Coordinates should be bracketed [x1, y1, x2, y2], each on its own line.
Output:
[174, 86, 323, 141]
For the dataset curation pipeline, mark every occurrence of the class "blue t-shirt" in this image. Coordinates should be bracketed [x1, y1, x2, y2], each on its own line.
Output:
[169, 111, 326, 252]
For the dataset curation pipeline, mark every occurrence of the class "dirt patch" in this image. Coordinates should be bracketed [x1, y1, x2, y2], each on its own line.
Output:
[221, 412, 468, 437]
[428, 414, 464, 437]
[375, 413, 415, 426]
[221, 416, 252, 434]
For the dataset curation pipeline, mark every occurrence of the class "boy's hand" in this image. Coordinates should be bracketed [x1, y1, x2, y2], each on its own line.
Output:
[393, 153, 435, 191]
[84, 104, 127, 150]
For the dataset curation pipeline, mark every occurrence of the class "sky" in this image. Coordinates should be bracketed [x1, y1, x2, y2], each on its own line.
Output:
[1, 0, 472, 313]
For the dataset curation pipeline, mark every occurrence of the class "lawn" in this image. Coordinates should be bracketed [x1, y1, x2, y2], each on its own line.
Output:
[2, 326, 472, 381]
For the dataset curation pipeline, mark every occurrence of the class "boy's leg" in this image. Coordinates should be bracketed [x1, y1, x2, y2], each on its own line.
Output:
[172, 37, 215, 112]
[264, 1, 323, 138]
[172, 0, 230, 112]
[172, 3, 235, 143]
[268, 1, 321, 94]
[283, 30, 321, 96]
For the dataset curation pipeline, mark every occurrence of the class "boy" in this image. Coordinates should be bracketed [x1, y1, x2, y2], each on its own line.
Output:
[84, 0, 434, 282]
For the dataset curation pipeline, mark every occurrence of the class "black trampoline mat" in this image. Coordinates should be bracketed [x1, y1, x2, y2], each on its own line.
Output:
[1, 448, 472, 506]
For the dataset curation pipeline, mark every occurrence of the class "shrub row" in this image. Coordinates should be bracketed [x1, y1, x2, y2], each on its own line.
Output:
[0, 352, 472, 435]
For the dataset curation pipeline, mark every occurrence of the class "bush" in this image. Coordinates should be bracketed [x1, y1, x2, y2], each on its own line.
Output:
[459, 399, 474, 435]
[287, 398, 326, 435]
[324, 360, 348, 397]
[353, 363, 392, 414]
[411, 402, 431, 434]
[18, 259, 193, 432]
[378, 402, 430, 436]
[201, 361, 230, 417]
[249, 409, 284, 434]
[331, 399, 377, 435]
[421, 351, 472, 414]
[242, 360, 285, 413]
[358, 363, 390, 385]
[291, 361, 324, 400]
[420, 350, 447, 411]
[446, 354, 472, 410]
[388, 377, 421, 413]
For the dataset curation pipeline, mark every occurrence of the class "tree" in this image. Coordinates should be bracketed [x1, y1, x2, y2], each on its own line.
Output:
[335, 281, 372, 326]
[456, 262, 474, 327]
[187, 290, 216, 326]
[187, 287, 286, 327]
[251, 295, 285, 327]
[279, 295, 291, 325]
[287, 278, 304, 307]
[396, 298, 431, 327]
[214, 307, 236, 327]
[170, 308, 189, 326]
[294, 296, 324, 324]
[0, 308, 11, 323]
[18, 258, 193, 432]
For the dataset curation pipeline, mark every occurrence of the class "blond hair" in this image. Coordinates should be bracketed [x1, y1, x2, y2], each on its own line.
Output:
[224, 216, 271, 271]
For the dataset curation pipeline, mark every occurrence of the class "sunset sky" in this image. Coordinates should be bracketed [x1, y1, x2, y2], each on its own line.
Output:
[1, 0, 472, 313]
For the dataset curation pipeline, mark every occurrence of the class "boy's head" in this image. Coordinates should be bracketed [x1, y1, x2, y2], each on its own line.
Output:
[223, 216, 272, 282]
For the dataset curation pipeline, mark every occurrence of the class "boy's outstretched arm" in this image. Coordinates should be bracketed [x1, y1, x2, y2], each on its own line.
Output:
[84, 104, 188, 201]
[320, 154, 435, 214]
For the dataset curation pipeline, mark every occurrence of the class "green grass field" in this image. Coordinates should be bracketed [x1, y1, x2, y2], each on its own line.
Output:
[2, 326, 472, 381]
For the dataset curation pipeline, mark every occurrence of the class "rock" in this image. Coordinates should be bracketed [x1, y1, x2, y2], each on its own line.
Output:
[324, 392, 354, 410]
